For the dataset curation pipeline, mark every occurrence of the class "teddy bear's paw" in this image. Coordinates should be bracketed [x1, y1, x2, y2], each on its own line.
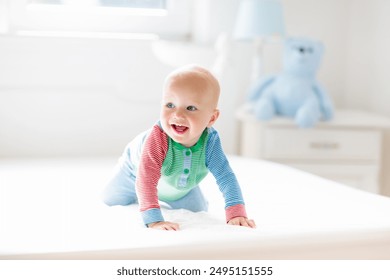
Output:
[321, 104, 334, 121]
[295, 108, 320, 128]
[254, 99, 275, 120]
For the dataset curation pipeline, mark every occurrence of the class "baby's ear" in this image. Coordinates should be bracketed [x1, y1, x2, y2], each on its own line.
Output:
[207, 109, 220, 127]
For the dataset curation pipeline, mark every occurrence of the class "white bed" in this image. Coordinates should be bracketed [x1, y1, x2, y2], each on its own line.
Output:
[1, 156, 390, 259]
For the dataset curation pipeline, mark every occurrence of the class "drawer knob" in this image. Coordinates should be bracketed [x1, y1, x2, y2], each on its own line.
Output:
[310, 142, 340, 149]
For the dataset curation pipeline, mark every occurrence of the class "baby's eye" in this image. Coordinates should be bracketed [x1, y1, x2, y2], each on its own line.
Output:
[166, 103, 175, 109]
[186, 105, 197, 111]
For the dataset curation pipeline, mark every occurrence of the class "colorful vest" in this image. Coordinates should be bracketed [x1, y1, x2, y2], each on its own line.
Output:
[158, 129, 209, 201]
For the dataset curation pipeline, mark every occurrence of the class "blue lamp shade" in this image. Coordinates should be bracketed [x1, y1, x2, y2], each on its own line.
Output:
[234, 0, 285, 40]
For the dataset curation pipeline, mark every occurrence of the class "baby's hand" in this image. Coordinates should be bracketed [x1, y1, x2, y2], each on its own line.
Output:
[228, 217, 256, 228]
[148, 221, 180, 231]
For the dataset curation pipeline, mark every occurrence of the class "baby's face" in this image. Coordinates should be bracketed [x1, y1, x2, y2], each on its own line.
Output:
[160, 76, 219, 147]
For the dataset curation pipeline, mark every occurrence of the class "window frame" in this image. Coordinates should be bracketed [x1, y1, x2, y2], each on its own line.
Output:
[6, 0, 192, 39]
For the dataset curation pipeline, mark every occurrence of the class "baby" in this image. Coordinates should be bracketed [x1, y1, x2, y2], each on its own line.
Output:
[103, 65, 255, 230]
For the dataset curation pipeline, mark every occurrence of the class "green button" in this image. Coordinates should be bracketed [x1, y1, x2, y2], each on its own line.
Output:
[185, 150, 191, 156]
[183, 168, 189, 174]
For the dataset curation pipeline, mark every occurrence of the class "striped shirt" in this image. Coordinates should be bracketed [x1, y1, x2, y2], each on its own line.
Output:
[130, 123, 247, 225]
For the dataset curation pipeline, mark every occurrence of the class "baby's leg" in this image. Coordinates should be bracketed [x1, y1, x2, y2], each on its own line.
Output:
[164, 186, 208, 212]
[102, 171, 137, 206]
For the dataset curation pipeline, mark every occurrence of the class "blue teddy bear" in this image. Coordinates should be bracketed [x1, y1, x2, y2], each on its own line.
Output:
[248, 37, 334, 128]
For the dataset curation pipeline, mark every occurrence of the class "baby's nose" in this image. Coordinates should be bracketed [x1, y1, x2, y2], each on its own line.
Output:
[175, 107, 186, 116]
[173, 109, 186, 120]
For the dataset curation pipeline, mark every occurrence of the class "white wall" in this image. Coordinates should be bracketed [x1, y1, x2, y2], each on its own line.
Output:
[1, 0, 389, 163]
[0, 36, 173, 157]
[342, 0, 390, 196]
[345, 0, 390, 115]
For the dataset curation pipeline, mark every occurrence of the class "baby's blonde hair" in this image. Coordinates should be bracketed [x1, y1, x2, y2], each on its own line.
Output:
[163, 65, 220, 107]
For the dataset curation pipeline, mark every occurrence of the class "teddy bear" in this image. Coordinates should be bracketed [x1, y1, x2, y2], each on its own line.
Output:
[247, 37, 334, 128]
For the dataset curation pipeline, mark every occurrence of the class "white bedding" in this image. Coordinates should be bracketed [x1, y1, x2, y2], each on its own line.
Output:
[1, 156, 390, 259]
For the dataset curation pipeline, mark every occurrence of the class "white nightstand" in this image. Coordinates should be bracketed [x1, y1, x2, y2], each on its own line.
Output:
[236, 104, 390, 194]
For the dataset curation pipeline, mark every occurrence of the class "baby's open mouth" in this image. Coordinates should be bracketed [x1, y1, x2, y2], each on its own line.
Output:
[172, 124, 188, 134]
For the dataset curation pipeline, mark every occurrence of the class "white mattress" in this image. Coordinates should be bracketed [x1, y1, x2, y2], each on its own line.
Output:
[1, 156, 390, 259]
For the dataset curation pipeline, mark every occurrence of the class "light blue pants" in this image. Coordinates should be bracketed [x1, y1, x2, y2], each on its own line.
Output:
[102, 170, 208, 212]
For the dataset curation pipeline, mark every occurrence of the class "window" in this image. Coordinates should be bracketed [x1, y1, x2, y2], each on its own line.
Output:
[29, 0, 167, 13]
[6, 0, 192, 39]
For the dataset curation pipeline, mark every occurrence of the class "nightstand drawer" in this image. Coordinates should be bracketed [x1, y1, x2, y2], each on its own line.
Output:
[264, 129, 381, 161]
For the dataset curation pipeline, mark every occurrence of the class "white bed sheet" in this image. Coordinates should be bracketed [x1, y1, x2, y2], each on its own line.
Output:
[1, 156, 390, 259]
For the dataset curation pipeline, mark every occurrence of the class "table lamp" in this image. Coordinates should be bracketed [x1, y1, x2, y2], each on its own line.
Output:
[233, 0, 285, 81]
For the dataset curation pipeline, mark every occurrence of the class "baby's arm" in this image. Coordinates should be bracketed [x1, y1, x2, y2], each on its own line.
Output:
[136, 125, 174, 228]
[206, 129, 256, 228]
